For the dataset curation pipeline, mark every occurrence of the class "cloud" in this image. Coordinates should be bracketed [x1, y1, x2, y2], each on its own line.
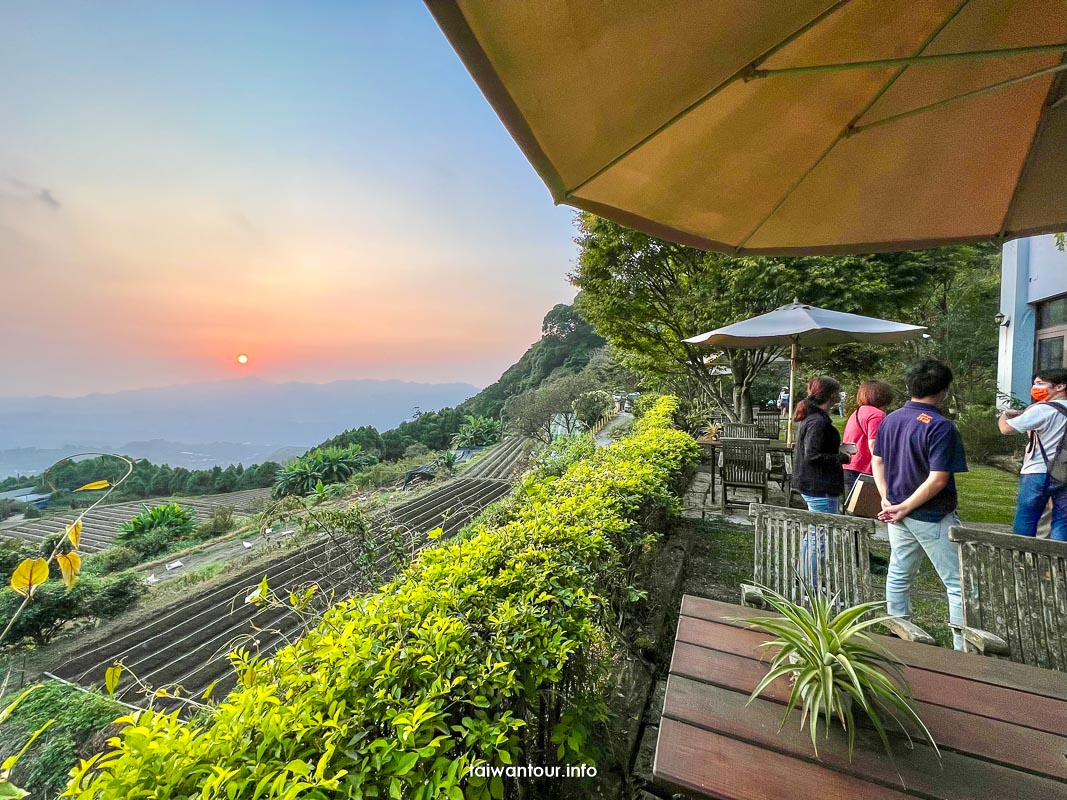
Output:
[37, 188, 61, 209]
[2, 177, 61, 210]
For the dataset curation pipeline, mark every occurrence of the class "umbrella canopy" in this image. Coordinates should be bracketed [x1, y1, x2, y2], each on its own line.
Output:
[683, 301, 928, 348]
[427, 0, 1067, 255]
[683, 301, 926, 442]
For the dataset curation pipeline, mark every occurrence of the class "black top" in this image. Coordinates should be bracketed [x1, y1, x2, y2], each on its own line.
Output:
[792, 406, 849, 496]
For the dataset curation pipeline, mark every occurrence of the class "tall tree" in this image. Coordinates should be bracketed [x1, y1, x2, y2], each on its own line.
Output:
[571, 214, 955, 420]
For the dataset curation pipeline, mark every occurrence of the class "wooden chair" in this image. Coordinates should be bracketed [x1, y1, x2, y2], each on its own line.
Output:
[719, 440, 768, 511]
[720, 422, 759, 439]
[948, 525, 1065, 669]
[743, 503, 933, 643]
[754, 410, 781, 440]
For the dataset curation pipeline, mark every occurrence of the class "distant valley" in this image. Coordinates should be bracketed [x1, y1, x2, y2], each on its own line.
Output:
[0, 377, 478, 478]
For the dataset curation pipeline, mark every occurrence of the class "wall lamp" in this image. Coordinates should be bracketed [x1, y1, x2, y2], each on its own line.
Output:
[994, 312, 1009, 327]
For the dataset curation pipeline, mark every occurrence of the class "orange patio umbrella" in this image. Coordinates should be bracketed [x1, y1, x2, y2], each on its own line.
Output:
[426, 0, 1067, 255]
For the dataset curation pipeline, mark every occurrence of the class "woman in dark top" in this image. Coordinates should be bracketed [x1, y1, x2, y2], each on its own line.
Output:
[792, 376, 853, 513]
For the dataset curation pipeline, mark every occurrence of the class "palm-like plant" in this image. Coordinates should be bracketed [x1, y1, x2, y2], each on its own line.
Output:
[117, 502, 194, 540]
[451, 415, 502, 448]
[743, 582, 940, 767]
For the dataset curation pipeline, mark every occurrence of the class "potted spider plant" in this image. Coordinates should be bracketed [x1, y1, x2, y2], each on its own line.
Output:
[741, 582, 941, 767]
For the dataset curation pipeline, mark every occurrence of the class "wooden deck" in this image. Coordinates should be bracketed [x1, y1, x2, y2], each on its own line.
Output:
[654, 596, 1067, 799]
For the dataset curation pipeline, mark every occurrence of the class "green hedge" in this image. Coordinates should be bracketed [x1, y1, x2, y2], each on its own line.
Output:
[65, 397, 698, 800]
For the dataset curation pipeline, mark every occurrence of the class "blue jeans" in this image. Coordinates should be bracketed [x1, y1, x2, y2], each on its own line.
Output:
[799, 495, 839, 591]
[1013, 472, 1067, 542]
[801, 494, 839, 514]
[887, 513, 964, 650]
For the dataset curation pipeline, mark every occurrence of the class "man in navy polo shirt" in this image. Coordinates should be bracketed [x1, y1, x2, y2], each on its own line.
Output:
[872, 358, 967, 650]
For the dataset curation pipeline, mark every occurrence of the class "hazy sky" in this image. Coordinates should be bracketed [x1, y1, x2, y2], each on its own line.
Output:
[0, 2, 577, 398]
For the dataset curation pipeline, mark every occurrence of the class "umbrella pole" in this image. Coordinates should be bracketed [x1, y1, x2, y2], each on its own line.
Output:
[786, 338, 798, 446]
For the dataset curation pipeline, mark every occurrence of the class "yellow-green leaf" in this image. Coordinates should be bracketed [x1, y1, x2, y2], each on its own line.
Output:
[74, 480, 110, 492]
[0, 686, 39, 727]
[0, 779, 29, 799]
[104, 664, 122, 697]
[1, 720, 53, 776]
[9, 559, 49, 598]
[427, 528, 444, 539]
[65, 519, 82, 550]
[56, 552, 81, 591]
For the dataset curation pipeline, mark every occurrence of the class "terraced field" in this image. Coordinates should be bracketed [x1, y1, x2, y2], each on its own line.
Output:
[462, 437, 528, 480]
[51, 477, 513, 707]
[0, 488, 272, 553]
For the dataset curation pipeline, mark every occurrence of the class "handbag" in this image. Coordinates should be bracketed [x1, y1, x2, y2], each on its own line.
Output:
[845, 473, 882, 519]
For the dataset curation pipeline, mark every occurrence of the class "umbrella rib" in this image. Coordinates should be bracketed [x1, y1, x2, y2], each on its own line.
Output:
[561, 0, 855, 200]
[746, 43, 1067, 78]
[998, 53, 1067, 239]
[849, 61, 1067, 136]
[733, 0, 972, 253]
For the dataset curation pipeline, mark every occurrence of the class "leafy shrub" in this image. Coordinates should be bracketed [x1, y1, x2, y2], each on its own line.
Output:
[67, 397, 699, 799]
[194, 507, 236, 540]
[347, 455, 431, 490]
[526, 434, 597, 480]
[0, 499, 28, 522]
[118, 503, 194, 540]
[0, 681, 124, 800]
[22, 506, 42, 520]
[116, 503, 195, 559]
[630, 392, 662, 419]
[0, 571, 145, 646]
[956, 405, 1020, 467]
[82, 546, 141, 577]
[273, 446, 378, 498]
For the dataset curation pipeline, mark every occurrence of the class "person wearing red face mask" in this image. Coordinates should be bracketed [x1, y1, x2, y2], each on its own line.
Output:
[998, 368, 1067, 541]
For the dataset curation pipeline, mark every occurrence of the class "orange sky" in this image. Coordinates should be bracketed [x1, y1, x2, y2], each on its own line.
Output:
[0, 4, 578, 397]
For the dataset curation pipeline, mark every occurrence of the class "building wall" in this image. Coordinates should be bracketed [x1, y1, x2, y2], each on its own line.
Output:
[998, 235, 1067, 405]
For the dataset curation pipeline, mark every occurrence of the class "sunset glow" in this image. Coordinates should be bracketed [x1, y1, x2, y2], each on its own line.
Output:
[0, 3, 576, 398]
[236, 354, 249, 365]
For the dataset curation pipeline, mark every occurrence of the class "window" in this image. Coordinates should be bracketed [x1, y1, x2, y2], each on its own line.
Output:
[1036, 294, 1067, 370]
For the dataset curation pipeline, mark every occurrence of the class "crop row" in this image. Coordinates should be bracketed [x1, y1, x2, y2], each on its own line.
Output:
[0, 488, 271, 553]
[52, 478, 511, 706]
[461, 437, 528, 480]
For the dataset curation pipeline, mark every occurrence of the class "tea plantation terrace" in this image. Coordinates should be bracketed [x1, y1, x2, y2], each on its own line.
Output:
[0, 488, 272, 553]
[51, 472, 517, 707]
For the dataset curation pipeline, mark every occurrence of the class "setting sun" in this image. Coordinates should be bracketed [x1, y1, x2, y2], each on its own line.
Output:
[236, 354, 249, 365]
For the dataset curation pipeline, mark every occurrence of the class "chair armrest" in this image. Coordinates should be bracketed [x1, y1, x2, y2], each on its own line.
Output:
[882, 616, 936, 645]
[740, 583, 766, 608]
[952, 624, 1010, 656]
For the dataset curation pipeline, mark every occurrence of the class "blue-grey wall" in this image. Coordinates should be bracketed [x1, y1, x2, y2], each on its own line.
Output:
[998, 235, 1067, 405]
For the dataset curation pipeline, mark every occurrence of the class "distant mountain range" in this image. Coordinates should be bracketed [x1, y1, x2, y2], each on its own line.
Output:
[0, 378, 478, 478]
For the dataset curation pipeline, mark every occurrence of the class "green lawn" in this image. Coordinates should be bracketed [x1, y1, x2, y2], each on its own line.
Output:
[956, 465, 1017, 526]
[829, 414, 1015, 525]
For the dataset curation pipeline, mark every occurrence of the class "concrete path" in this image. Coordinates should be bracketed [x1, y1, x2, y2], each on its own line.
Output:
[595, 412, 634, 447]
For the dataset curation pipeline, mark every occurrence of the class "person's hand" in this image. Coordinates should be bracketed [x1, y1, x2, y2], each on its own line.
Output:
[878, 502, 910, 523]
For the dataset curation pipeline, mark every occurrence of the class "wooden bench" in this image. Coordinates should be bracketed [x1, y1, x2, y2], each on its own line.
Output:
[744, 503, 933, 643]
[719, 440, 768, 511]
[949, 525, 1066, 669]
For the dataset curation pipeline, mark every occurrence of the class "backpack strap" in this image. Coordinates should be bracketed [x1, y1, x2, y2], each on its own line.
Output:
[1031, 401, 1067, 467]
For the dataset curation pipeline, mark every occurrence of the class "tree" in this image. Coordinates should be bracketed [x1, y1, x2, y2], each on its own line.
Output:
[503, 374, 596, 444]
[572, 390, 614, 430]
[571, 213, 955, 420]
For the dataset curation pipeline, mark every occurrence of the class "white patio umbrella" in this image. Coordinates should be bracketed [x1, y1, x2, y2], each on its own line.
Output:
[683, 300, 927, 443]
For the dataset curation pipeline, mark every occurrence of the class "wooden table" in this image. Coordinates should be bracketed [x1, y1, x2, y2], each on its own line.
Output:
[654, 596, 1067, 799]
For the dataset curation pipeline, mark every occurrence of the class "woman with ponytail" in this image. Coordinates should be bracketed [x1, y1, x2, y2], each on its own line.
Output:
[792, 376, 853, 513]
